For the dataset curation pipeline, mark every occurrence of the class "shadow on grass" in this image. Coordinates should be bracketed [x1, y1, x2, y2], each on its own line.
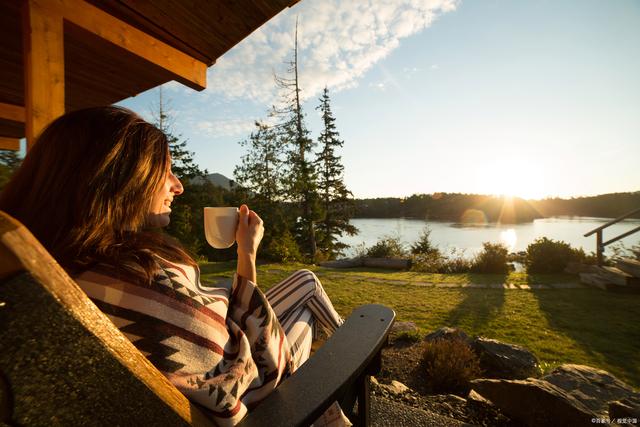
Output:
[443, 273, 508, 332]
[531, 288, 640, 388]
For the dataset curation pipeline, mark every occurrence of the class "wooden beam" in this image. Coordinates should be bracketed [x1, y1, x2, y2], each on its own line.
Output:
[22, 0, 65, 151]
[0, 137, 21, 151]
[0, 103, 26, 123]
[59, 0, 207, 91]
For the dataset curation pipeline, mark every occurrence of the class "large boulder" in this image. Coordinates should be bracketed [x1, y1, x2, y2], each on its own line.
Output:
[424, 327, 470, 343]
[541, 364, 640, 417]
[471, 337, 538, 379]
[609, 396, 640, 419]
[390, 321, 418, 335]
[470, 378, 598, 426]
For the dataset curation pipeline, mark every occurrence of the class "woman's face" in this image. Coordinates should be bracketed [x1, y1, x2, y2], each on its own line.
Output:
[146, 167, 184, 228]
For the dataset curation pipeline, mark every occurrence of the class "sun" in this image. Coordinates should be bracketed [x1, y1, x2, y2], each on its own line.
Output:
[480, 158, 549, 200]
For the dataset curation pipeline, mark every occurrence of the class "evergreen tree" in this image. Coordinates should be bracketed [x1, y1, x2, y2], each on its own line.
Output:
[234, 121, 285, 205]
[272, 19, 321, 261]
[315, 87, 357, 259]
[234, 121, 297, 261]
[0, 150, 23, 191]
[153, 87, 206, 181]
[151, 88, 214, 258]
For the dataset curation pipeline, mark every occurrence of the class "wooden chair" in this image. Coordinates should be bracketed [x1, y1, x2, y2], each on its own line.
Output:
[0, 211, 395, 426]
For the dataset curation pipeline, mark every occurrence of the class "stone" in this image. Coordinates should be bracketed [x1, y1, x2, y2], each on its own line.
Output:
[470, 337, 538, 379]
[318, 258, 363, 268]
[609, 396, 640, 419]
[378, 380, 410, 396]
[424, 327, 469, 343]
[541, 364, 640, 417]
[470, 378, 598, 426]
[390, 321, 418, 335]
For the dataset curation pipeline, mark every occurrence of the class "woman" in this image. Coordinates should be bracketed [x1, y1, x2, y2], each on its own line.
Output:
[0, 106, 348, 426]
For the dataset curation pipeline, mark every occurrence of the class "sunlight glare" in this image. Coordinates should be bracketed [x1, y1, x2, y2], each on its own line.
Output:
[500, 228, 517, 251]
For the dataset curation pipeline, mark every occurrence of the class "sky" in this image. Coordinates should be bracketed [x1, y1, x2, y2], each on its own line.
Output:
[119, 0, 640, 200]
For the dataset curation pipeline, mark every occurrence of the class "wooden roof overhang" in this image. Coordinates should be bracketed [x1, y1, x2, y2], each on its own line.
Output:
[0, 0, 298, 151]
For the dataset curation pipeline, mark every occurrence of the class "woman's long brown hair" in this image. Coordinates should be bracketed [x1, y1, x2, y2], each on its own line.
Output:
[0, 106, 195, 283]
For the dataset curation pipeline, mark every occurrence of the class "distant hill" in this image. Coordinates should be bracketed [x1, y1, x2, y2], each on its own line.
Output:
[192, 173, 236, 191]
[353, 192, 640, 223]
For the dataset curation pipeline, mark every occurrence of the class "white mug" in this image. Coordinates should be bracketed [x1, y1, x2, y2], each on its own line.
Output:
[204, 207, 239, 249]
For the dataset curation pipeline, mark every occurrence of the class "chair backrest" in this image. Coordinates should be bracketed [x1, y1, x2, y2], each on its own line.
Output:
[0, 210, 215, 426]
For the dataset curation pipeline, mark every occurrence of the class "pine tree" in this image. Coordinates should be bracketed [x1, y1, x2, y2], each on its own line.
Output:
[234, 121, 285, 205]
[0, 150, 23, 191]
[272, 19, 321, 261]
[315, 87, 357, 259]
[153, 87, 206, 181]
[150, 88, 213, 257]
[233, 121, 297, 261]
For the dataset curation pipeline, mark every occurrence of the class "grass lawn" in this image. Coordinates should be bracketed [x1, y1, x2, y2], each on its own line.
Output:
[199, 261, 640, 389]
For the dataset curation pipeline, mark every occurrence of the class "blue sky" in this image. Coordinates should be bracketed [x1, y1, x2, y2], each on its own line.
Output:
[119, 0, 640, 200]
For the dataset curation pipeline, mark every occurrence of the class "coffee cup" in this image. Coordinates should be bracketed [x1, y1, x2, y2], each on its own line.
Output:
[204, 207, 239, 249]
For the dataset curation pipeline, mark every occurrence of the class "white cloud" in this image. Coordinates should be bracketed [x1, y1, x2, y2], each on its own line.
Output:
[203, 0, 459, 108]
[195, 119, 257, 138]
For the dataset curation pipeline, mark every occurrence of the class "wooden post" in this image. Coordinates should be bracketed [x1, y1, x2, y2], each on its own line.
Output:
[22, 0, 65, 151]
[596, 230, 603, 266]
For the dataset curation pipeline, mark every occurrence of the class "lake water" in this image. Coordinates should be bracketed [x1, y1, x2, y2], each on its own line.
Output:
[338, 217, 640, 258]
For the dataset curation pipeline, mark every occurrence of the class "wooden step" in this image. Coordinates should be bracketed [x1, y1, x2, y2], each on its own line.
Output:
[616, 257, 640, 278]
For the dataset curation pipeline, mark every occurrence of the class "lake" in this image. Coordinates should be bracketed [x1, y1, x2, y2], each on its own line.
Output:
[338, 217, 640, 258]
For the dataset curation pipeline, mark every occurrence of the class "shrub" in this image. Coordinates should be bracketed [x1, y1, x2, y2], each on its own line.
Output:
[525, 237, 586, 273]
[410, 227, 440, 256]
[263, 230, 302, 263]
[471, 242, 510, 274]
[421, 338, 482, 395]
[411, 247, 473, 273]
[366, 235, 408, 258]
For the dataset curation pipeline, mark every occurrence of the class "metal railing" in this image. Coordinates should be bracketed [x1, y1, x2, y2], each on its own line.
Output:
[584, 207, 640, 265]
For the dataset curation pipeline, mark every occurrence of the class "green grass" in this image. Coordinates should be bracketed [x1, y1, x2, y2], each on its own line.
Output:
[199, 261, 640, 389]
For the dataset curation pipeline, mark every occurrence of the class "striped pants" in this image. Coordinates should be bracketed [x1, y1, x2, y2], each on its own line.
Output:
[265, 269, 343, 369]
[265, 269, 349, 426]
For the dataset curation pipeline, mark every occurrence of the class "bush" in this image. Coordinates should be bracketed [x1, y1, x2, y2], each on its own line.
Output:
[262, 230, 302, 263]
[421, 338, 482, 395]
[411, 247, 472, 273]
[411, 227, 440, 256]
[525, 237, 584, 273]
[366, 235, 408, 258]
[471, 242, 510, 274]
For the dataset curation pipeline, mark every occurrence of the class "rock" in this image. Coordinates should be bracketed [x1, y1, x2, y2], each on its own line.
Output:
[378, 380, 410, 396]
[470, 337, 538, 379]
[390, 321, 418, 335]
[609, 396, 640, 419]
[470, 378, 598, 426]
[424, 327, 469, 343]
[318, 258, 363, 268]
[541, 364, 640, 416]
[466, 389, 511, 425]
[564, 262, 599, 274]
[362, 257, 412, 270]
[370, 376, 379, 386]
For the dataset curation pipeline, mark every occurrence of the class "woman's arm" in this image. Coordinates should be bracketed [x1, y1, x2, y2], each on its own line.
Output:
[235, 204, 264, 284]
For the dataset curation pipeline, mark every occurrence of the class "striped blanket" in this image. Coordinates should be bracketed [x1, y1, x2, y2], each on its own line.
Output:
[75, 256, 295, 426]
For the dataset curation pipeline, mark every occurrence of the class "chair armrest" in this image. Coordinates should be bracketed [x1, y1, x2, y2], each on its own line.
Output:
[237, 304, 395, 427]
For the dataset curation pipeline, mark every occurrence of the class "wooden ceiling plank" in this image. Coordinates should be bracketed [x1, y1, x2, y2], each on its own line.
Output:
[0, 137, 21, 151]
[0, 103, 25, 123]
[23, 0, 66, 150]
[58, 0, 207, 91]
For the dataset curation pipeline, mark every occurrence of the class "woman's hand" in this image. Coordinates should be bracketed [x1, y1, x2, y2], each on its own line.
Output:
[236, 204, 263, 283]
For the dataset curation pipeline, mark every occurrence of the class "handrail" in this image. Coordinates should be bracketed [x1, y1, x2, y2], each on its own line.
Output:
[583, 206, 640, 265]
[584, 207, 640, 236]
